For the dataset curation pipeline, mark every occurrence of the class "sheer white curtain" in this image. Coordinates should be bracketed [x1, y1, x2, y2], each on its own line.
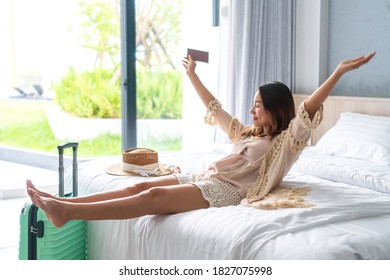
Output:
[216, 0, 296, 143]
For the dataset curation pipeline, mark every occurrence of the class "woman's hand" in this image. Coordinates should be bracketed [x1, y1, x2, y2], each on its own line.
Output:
[305, 52, 376, 118]
[335, 52, 376, 76]
[182, 55, 197, 75]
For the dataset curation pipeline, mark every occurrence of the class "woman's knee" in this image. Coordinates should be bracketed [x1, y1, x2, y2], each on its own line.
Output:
[132, 176, 178, 191]
[133, 181, 149, 190]
[138, 187, 170, 213]
[126, 181, 154, 195]
[140, 187, 167, 200]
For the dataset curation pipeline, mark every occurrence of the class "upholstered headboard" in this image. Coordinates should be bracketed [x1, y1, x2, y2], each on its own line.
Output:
[293, 94, 390, 144]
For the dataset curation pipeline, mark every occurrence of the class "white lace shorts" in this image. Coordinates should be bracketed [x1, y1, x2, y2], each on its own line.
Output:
[174, 173, 243, 207]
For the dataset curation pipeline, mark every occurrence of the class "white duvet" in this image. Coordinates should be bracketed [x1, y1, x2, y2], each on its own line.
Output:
[65, 149, 390, 259]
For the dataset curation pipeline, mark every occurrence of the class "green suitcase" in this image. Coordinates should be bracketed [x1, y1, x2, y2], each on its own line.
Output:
[19, 142, 87, 260]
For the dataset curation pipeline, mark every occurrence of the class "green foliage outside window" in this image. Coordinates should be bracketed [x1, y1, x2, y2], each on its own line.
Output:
[53, 66, 182, 119]
[53, 67, 121, 118]
[52, 0, 182, 120]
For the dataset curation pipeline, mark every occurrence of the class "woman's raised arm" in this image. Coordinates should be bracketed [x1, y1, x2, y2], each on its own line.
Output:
[305, 52, 376, 119]
[182, 55, 216, 107]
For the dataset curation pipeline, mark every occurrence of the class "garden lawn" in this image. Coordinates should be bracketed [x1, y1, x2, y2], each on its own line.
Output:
[0, 100, 180, 158]
[0, 99, 121, 157]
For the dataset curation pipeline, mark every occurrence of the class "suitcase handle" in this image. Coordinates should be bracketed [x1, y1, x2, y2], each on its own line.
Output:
[57, 142, 78, 197]
[58, 142, 78, 154]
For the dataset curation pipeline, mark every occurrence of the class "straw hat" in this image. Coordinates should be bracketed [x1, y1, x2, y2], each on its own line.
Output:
[106, 148, 173, 177]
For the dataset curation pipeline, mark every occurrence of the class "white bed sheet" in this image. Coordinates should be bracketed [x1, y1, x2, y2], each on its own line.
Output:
[65, 149, 390, 260]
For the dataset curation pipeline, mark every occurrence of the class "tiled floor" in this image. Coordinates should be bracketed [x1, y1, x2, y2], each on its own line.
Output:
[0, 161, 58, 260]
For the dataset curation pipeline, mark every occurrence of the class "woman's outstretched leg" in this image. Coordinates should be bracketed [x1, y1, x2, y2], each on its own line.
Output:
[26, 175, 179, 204]
[32, 184, 209, 228]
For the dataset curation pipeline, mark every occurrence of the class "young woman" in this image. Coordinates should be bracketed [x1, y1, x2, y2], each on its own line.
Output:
[26, 52, 375, 227]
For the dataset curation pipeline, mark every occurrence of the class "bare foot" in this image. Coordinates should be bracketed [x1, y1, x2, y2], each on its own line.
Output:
[26, 179, 55, 199]
[34, 194, 69, 228]
[26, 180, 39, 206]
[26, 179, 60, 206]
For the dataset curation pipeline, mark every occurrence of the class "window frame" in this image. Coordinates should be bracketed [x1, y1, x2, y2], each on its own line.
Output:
[120, 0, 137, 150]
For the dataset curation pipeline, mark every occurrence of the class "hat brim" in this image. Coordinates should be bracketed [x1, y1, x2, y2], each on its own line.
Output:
[106, 163, 173, 177]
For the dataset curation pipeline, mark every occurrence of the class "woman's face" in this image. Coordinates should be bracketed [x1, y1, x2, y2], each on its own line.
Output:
[250, 91, 272, 131]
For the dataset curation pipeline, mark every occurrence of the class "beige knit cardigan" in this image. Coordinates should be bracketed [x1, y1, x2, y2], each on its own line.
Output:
[241, 102, 323, 209]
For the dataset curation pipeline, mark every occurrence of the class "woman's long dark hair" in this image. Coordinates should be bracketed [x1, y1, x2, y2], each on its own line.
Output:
[241, 81, 296, 139]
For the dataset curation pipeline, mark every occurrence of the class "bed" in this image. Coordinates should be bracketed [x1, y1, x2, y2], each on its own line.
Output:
[65, 95, 390, 260]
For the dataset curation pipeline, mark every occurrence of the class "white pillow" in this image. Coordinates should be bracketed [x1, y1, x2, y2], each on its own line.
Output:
[314, 112, 390, 165]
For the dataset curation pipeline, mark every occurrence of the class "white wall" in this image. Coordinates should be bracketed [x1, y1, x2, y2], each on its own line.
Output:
[181, 0, 220, 151]
[295, 0, 329, 94]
